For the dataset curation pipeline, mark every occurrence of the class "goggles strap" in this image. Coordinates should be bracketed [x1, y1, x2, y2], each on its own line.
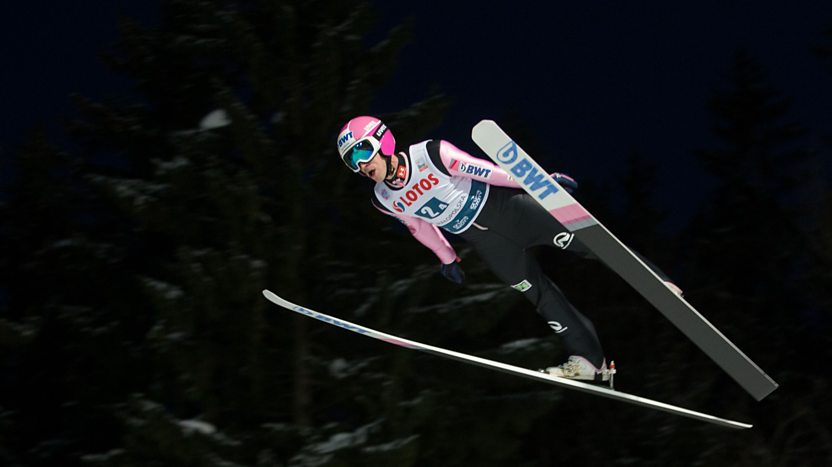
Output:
[384, 153, 393, 179]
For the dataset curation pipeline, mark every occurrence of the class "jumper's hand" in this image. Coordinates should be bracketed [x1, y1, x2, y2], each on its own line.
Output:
[551, 172, 578, 194]
[665, 281, 684, 297]
[439, 258, 465, 284]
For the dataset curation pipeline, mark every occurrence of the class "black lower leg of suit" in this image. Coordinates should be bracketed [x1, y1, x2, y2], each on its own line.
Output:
[461, 187, 673, 368]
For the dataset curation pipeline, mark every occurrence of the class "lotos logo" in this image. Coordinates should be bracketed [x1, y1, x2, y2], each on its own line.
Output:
[496, 141, 559, 200]
[392, 173, 441, 213]
[338, 131, 353, 149]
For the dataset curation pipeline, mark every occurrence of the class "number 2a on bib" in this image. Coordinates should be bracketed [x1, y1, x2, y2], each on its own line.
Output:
[416, 197, 450, 220]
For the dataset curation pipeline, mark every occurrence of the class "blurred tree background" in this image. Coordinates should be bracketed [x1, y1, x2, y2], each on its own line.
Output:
[1, 1, 831, 466]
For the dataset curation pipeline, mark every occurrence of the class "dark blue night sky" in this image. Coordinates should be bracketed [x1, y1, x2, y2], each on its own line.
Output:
[374, 2, 831, 212]
[1, 2, 157, 144]
[3, 1, 830, 202]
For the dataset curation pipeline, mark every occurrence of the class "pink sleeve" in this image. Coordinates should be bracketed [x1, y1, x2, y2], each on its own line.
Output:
[373, 203, 458, 264]
[439, 140, 521, 188]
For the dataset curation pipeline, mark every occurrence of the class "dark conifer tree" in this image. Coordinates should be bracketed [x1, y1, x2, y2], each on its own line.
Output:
[2, 0, 450, 465]
[683, 49, 831, 466]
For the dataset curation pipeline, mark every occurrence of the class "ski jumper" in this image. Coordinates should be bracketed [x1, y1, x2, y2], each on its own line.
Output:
[370, 140, 610, 365]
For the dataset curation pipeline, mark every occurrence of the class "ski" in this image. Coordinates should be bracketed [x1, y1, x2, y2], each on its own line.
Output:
[262, 289, 752, 430]
[471, 119, 778, 401]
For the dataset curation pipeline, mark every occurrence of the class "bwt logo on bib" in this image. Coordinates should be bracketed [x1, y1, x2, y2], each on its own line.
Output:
[496, 142, 559, 200]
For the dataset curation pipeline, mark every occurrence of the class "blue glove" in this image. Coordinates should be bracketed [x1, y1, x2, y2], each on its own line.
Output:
[551, 172, 578, 194]
[440, 259, 465, 284]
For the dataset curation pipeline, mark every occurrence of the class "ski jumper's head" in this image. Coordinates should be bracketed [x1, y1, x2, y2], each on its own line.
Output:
[336, 116, 396, 174]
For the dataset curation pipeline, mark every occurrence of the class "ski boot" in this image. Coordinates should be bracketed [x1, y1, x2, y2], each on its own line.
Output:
[541, 356, 616, 389]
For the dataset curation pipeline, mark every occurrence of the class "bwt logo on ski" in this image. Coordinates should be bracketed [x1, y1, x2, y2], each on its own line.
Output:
[392, 173, 441, 213]
[496, 142, 559, 200]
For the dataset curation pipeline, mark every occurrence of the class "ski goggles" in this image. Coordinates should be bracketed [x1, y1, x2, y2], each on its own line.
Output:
[342, 139, 378, 172]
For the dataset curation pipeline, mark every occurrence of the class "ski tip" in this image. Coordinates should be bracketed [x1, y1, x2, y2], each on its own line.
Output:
[471, 119, 496, 136]
[262, 289, 277, 300]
